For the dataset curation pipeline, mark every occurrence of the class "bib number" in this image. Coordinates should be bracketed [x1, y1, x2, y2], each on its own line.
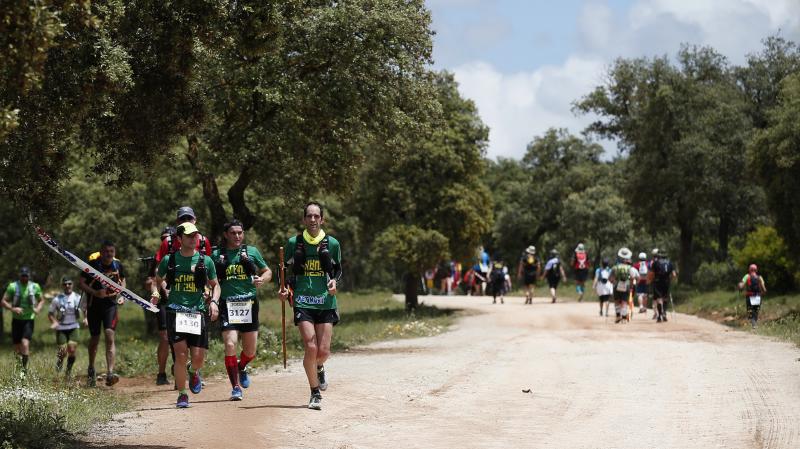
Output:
[749, 295, 761, 306]
[227, 301, 253, 324]
[175, 312, 202, 335]
[616, 280, 629, 292]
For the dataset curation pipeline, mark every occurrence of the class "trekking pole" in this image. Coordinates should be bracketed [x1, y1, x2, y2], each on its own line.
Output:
[279, 247, 287, 369]
[669, 292, 676, 322]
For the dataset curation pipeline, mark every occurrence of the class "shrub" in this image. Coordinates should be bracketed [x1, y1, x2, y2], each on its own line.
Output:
[694, 260, 739, 291]
[731, 226, 797, 292]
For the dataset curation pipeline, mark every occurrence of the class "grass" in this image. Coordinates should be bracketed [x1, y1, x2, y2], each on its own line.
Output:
[0, 289, 457, 447]
[672, 287, 800, 346]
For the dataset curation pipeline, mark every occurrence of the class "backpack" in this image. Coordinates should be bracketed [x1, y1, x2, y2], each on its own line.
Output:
[548, 259, 561, 279]
[746, 274, 761, 295]
[215, 245, 258, 284]
[12, 282, 36, 308]
[490, 267, 505, 284]
[636, 261, 648, 277]
[292, 234, 336, 279]
[614, 264, 631, 282]
[654, 259, 672, 283]
[575, 252, 588, 270]
[165, 234, 208, 291]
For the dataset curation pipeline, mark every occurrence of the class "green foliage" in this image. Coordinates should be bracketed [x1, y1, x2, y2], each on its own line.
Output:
[559, 184, 633, 263]
[374, 225, 450, 274]
[694, 260, 739, 290]
[731, 226, 797, 292]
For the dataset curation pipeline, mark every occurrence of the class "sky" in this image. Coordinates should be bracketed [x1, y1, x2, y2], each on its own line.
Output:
[426, 0, 800, 160]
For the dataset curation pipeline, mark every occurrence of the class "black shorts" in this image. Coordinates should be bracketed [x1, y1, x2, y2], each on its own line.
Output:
[11, 319, 34, 344]
[653, 283, 670, 299]
[87, 300, 118, 336]
[56, 328, 80, 345]
[166, 311, 209, 349]
[613, 290, 629, 302]
[636, 283, 649, 295]
[547, 276, 560, 289]
[523, 274, 537, 286]
[599, 294, 611, 302]
[219, 298, 260, 333]
[294, 307, 340, 326]
[574, 269, 589, 282]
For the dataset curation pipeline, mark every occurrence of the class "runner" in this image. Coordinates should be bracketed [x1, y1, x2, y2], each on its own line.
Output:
[279, 202, 342, 410]
[633, 252, 650, 313]
[79, 240, 125, 387]
[48, 277, 82, 375]
[592, 258, 613, 316]
[608, 248, 638, 323]
[150, 207, 212, 386]
[572, 242, 590, 302]
[739, 264, 766, 329]
[212, 219, 272, 401]
[471, 261, 488, 296]
[1, 267, 43, 371]
[543, 249, 566, 303]
[517, 245, 540, 305]
[489, 261, 506, 304]
[151, 222, 219, 408]
[647, 250, 677, 323]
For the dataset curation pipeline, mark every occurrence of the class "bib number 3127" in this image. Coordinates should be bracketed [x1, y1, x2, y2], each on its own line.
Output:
[175, 312, 202, 335]
[227, 301, 252, 324]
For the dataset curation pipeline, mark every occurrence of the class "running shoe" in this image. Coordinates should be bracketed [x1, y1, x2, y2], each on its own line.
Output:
[239, 366, 250, 389]
[106, 372, 120, 387]
[189, 371, 202, 394]
[156, 372, 169, 386]
[230, 385, 243, 401]
[56, 358, 63, 372]
[176, 393, 190, 408]
[87, 367, 96, 387]
[317, 366, 328, 391]
[308, 391, 322, 410]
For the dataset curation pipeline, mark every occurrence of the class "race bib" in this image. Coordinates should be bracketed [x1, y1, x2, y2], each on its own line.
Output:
[227, 301, 253, 324]
[175, 312, 202, 335]
[749, 295, 761, 306]
[616, 280, 629, 292]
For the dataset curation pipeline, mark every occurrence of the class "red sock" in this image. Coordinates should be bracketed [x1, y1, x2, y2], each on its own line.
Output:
[238, 351, 254, 370]
[224, 355, 239, 387]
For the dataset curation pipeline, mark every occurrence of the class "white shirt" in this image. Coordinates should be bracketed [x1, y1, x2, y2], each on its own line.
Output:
[49, 292, 82, 330]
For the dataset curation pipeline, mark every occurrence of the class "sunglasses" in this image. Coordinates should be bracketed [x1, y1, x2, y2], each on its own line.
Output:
[63, 282, 73, 286]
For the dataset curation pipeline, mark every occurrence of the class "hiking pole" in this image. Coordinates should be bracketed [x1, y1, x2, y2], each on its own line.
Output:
[279, 246, 287, 369]
[669, 292, 676, 322]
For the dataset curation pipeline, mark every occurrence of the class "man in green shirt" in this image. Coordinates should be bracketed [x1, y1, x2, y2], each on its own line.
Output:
[212, 219, 271, 401]
[279, 202, 342, 410]
[1, 267, 44, 370]
[151, 222, 219, 408]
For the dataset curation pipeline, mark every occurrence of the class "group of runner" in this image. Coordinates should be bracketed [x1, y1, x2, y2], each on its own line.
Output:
[1, 202, 342, 410]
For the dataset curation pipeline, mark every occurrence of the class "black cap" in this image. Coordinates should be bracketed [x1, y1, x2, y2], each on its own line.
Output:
[19, 266, 30, 276]
[161, 226, 176, 235]
[176, 206, 196, 221]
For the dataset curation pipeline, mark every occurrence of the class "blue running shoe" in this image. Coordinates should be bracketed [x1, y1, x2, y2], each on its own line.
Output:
[189, 371, 202, 394]
[230, 385, 243, 401]
[239, 367, 250, 389]
[176, 393, 189, 408]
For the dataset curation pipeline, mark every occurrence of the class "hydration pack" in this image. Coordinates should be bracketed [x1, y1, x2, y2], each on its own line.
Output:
[12, 282, 36, 308]
[746, 274, 761, 295]
[165, 234, 208, 291]
[292, 234, 334, 279]
[654, 259, 672, 283]
[547, 259, 561, 279]
[575, 252, 588, 270]
[215, 245, 258, 283]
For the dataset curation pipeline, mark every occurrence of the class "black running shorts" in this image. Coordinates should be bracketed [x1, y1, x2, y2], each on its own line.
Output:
[598, 294, 611, 302]
[11, 319, 34, 343]
[547, 275, 560, 289]
[56, 328, 80, 345]
[523, 274, 537, 286]
[166, 311, 209, 349]
[294, 307, 340, 326]
[653, 283, 670, 299]
[613, 290, 629, 302]
[87, 300, 118, 336]
[574, 269, 589, 282]
[219, 298, 260, 333]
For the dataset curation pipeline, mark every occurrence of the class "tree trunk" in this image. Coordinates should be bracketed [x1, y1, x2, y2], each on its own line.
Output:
[678, 223, 694, 284]
[227, 166, 257, 230]
[186, 135, 227, 244]
[718, 214, 730, 261]
[404, 271, 419, 313]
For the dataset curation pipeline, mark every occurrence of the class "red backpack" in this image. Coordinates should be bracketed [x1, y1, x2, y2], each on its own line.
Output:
[574, 252, 588, 270]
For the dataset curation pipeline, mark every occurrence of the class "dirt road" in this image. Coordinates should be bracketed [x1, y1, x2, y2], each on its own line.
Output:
[93, 295, 800, 449]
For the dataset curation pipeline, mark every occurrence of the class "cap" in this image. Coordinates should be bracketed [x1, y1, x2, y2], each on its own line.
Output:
[617, 247, 632, 260]
[576, 243, 585, 252]
[19, 266, 30, 276]
[177, 222, 200, 236]
[161, 226, 176, 236]
[651, 248, 659, 256]
[61, 276, 72, 284]
[176, 206, 196, 221]
[639, 252, 647, 260]
[525, 245, 536, 254]
[550, 249, 559, 255]
[749, 264, 758, 273]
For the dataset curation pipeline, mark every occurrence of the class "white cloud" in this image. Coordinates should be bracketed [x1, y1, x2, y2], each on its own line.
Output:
[448, 0, 800, 160]
[452, 57, 608, 160]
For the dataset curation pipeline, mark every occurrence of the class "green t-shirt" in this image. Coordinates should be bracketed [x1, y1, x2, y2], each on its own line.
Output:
[284, 234, 341, 310]
[157, 252, 217, 312]
[5, 281, 42, 320]
[212, 245, 268, 301]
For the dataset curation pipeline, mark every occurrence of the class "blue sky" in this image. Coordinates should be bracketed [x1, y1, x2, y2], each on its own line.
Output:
[426, 0, 800, 160]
